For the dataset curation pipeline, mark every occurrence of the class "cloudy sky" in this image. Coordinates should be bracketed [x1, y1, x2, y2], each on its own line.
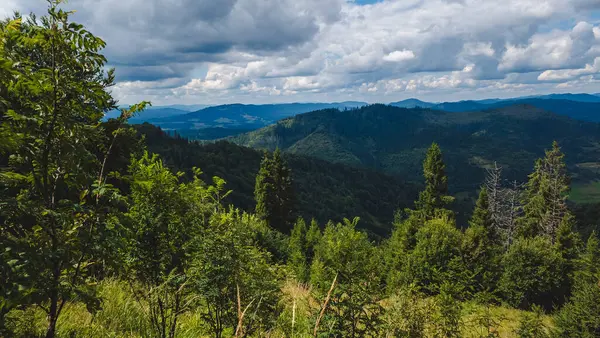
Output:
[4, 0, 600, 105]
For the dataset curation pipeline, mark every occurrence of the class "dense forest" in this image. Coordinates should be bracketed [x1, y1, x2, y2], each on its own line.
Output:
[136, 123, 418, 237]
[1, 3, 600, 338]
[231, 104, 600, 194]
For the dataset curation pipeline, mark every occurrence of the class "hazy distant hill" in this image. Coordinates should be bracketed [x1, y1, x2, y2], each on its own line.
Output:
[232, 104, 600, 196]
[391, 94, 600, 122]
[390, 98, 436, 108]
[530, 93, 600, 102]
[432, 98, 600, 122]
[150, 102, 368, 131]
[104, 105, 206, 122]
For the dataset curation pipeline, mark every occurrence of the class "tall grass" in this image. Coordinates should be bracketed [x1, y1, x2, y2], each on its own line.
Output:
[5, 279, 555, 337]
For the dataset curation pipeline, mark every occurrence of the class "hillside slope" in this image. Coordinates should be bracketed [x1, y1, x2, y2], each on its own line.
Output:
[232, 104, 600, 195]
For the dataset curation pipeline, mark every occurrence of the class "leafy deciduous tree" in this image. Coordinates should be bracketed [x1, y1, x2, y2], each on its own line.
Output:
[0, 3, 146, 336]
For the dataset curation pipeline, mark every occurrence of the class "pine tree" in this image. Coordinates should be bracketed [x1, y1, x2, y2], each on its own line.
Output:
[415, 143, 454, 219]
[576, 232, 600, 281]
[519, 142, 570, 240]
[255, 149, 295, 233]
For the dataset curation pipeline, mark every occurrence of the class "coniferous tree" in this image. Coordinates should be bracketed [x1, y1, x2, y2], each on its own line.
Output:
[554, 232, 600, 337]
[555, 213, 582, 300]
[519, 142, 570, 240]
[433, 282, 463, 338]
[470, 188, 494, 235]
[462, 188, 502, 295]
[255, 149, 295, 233]
[415, 143, 454, 219]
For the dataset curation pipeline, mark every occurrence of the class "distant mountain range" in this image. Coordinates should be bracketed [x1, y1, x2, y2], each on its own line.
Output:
[145, 102, 368, 133]
[392, 93, 600, 107]
[103, 104, 209, 123]
[104, 93, 600, 140]
[231, 104, 600, 199]
[391, 93, 600, 122]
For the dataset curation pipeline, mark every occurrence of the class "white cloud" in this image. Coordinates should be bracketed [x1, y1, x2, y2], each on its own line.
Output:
[7, 0, 600, 104]
[383, 50, 416, 62]
[538, 57, 600, 81]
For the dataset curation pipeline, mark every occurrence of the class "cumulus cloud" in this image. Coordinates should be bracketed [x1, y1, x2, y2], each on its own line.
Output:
[383, 50, 416, 62]
[7, 0, 600, 104]
[538, 57, 600, 81]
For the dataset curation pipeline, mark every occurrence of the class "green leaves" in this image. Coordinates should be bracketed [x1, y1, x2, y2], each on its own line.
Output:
[0, 1, 145, 336]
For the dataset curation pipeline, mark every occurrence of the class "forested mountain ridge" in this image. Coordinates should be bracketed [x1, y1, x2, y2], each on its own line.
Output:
[232, 104, 600, 196]
[147, 101, 367, 131]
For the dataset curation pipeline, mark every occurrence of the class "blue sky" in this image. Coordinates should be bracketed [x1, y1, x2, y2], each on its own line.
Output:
[5, 0, 600, 105]
[355, 0, 384, 4]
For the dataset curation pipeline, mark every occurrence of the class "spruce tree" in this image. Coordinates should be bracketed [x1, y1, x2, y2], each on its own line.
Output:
[415, 143, 454, 219]
[470, 188, 494, 233]
[556, 214, 582, 300]
[272, 148, 295, 228]
[255, 151, 275, 225]
[462, 188, 502, 294]
[554, 234, 600, 337]
[519, 141, 570, 240]
[554, 271, 600, 337]
[255, 149, 295, 233]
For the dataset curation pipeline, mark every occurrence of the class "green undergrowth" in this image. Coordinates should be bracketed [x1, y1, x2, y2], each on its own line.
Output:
[6, 279, 556, 338]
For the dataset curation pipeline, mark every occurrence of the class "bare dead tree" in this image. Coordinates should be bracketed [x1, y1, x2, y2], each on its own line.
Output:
[484, 164, 525, 249]
[499, 180, 524, 248]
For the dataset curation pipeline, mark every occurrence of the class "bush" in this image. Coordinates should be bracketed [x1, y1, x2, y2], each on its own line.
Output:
[407, 217, 465, 294]
[515, 305, 549, 338]
[553, 274, 600, 337]
[499, 237, 564, 310]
